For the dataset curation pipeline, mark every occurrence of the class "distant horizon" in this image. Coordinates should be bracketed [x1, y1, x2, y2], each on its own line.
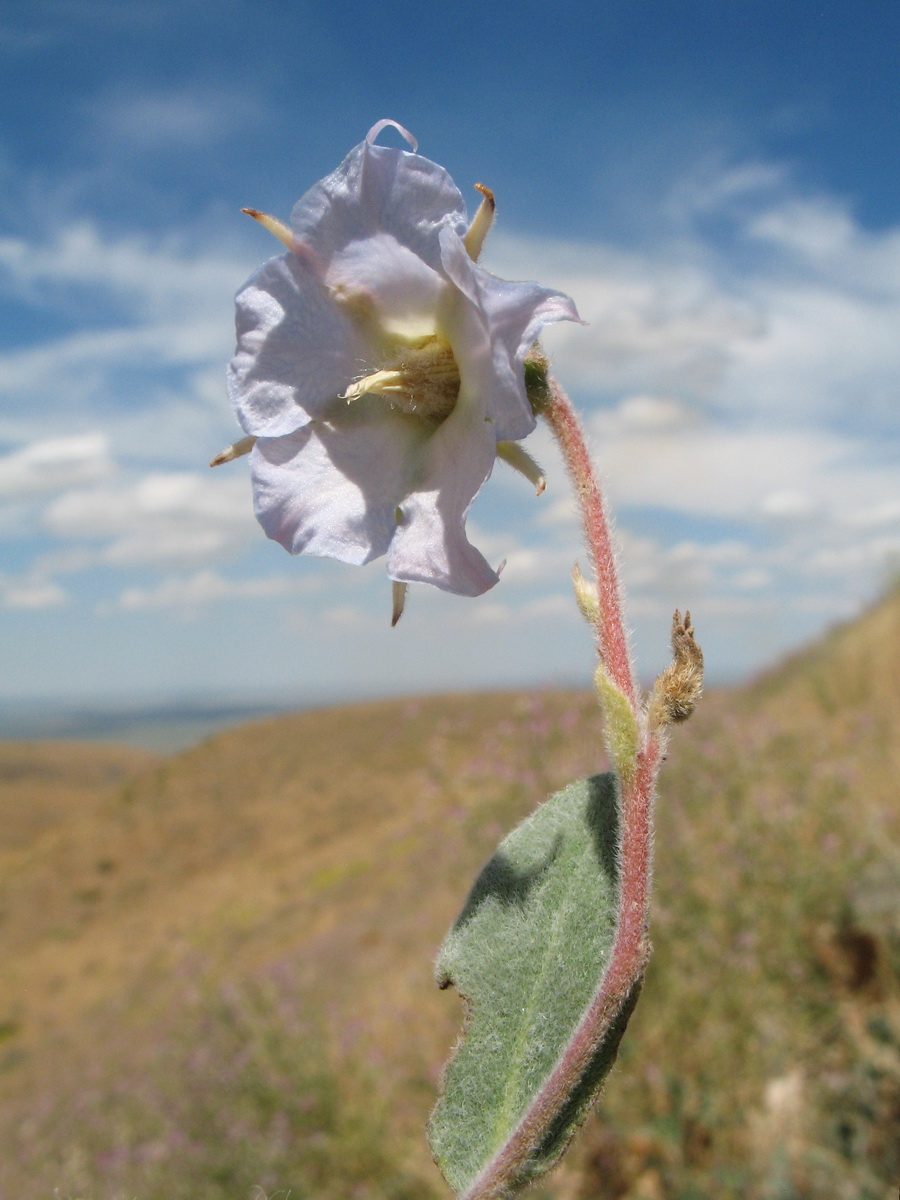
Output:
[0, 655, 750, 750]
[9, 572, 891, 713]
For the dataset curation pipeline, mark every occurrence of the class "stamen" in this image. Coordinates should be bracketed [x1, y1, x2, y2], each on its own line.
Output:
[210, 435, 257, 467]
[343, 338, 461, 422]
[464, 184, 496, 261]
[496, 440, 546, 494]
[343, 370, 407, 402]
[241, 208, 294, 251]
[391, 580, 408, 626]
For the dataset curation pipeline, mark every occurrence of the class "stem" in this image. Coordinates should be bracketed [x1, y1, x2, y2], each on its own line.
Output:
[460, 378, 661, 1200]
[541, 378, 638, 707]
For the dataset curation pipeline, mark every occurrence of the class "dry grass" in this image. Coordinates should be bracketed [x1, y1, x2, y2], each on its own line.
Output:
[0, 738, 158, 850]
[0, 590, 898, 1198]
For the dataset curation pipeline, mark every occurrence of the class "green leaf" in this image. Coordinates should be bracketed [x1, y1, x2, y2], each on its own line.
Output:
[429, 774, 639, 1197]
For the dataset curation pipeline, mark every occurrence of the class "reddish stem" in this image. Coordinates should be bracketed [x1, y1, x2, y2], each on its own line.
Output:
[460, 378, 661, 1200]
[541, 378, 638, 706]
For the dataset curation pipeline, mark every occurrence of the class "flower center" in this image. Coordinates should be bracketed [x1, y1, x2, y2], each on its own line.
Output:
[343, 336, 460, 424]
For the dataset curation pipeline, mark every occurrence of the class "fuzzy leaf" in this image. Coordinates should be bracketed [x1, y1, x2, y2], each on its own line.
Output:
[429, 774, 639, 1197]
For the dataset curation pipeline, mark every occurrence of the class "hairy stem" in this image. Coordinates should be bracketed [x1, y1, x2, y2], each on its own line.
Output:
[540, 378, 638, 706]
[460, 378, 661, 1200]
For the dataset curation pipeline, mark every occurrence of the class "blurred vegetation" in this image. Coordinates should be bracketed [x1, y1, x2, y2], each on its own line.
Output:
[0, 588, 898, 1198]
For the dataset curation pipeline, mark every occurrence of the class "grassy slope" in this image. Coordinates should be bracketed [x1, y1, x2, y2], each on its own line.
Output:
[0, 690, 604, 1198]
[0, 738, 158, 851]
[0, 591, 898, 1199]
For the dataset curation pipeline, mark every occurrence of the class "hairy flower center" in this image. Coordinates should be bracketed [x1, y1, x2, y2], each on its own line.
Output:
[343, 337, 460, 424]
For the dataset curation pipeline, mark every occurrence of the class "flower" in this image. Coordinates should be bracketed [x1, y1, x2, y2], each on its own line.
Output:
[222, 120, 580, 599]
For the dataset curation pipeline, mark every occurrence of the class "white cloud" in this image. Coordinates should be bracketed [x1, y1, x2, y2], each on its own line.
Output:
[88, 86, 263, 150]
[544, 391, 898, 551]
[491, 183, 900, 440]
[805, 535, 900, 578]
[617, 532, 754, 596]
[491, 233, 761, 402]
[609, 394, 693, 431]
[667, 161, 789, 220]
[748, 197, 900, 291]
[43, 470, 257, 563]
[3, 580, 68, 608]
[760, 490, 820, 521]
[728, 284, 900, 428]
[0, 433, 113, 498]
[117, 570, 300, 611]
[0, 221, 245, 323]
[520, 593, 573, 620]
[849, 499, 900, 529]
[323, 604, 371, 627]
[0, 222, 249, 453]
[733, 569, 772, 590]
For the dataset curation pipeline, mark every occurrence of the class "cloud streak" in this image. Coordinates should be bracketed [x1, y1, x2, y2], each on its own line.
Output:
[43, 470, 257, 564]
[87, 86, 264, 152]
[0, 433, 113, 498]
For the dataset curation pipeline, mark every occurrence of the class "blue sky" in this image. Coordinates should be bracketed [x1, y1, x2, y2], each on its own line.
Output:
[2, 0, 899, 708]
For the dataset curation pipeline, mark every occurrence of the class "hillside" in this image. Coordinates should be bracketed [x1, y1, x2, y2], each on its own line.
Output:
[0, 591, 898, 1199]
[0, 738, 158, 850]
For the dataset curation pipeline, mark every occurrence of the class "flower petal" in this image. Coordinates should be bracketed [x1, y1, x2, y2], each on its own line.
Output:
[290, 129, 468, 276]
[326, 231, 447, 340]
[365, 119, 417, 152]
[387, 404, 499, 596]
[439, 227, 582, 441]
[228, 254, 369, 438]
[250, 399, 428, 565]
[386, 280, 502, 595]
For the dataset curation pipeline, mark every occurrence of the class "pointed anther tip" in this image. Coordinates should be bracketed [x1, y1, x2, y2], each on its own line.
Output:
[474, 182, 495, 210]
[496, 440, 545, 494]
[209, 435, 257, 468]
[391, 580, 408, 626]
[464, 184, 496, 260]
[241, 208, 295, 251]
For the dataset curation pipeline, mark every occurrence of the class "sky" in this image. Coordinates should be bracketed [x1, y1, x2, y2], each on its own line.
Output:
[1, 0, 899, 712]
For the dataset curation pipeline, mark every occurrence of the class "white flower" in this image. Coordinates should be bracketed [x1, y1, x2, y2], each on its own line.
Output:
[223, 120, 580, 597]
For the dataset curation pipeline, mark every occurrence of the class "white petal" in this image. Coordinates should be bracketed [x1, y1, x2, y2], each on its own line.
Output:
[382, 254, 508, 594]
[439, 227, 582, 440]
[326, 232, 447, 339]
[290, 132, 468, 277]
[250, 401, 428, 565]
[365, 119, 418, 152]
[387, 401, 499, 597]
[228, 254, 369, 438]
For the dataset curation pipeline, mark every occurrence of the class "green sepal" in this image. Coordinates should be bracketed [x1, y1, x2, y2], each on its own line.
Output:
[429, 774, 638, 1197]
[523, 353, 551, 415]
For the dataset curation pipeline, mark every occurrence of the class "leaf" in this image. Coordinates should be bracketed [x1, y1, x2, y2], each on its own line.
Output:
[428, 774, 640, 1198]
